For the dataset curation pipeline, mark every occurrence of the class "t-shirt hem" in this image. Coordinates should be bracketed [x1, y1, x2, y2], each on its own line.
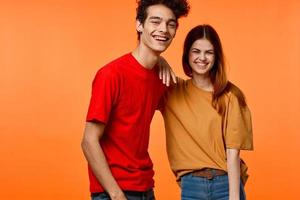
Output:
[90, 185, 154, 193]
[226, 144, 254, 150]
[86, 115, 108, 124]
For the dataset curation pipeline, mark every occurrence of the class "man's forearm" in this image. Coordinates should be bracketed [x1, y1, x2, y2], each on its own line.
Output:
[226, 148, 241, 200]
[81, 123, 126, 200]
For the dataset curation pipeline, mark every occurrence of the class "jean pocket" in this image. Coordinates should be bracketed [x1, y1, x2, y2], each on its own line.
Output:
[240, 182, 246, 200]
[91, 192, 111, 200]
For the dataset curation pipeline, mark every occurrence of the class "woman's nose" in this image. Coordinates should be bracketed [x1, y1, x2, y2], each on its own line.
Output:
[199, 52, 206, 60]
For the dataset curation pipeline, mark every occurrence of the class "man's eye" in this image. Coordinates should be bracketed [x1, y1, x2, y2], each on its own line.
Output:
[151, 21, 160, 24]
[168, 23, 177, 28]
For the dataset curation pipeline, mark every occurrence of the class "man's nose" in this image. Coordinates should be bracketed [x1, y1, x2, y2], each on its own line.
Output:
[158, 23, 167, 33]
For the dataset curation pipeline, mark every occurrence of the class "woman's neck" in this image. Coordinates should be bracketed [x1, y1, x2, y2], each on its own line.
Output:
[192, 73, 214, 92]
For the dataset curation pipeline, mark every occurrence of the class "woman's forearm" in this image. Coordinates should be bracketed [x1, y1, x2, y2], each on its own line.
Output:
[226, 148, 241, 200]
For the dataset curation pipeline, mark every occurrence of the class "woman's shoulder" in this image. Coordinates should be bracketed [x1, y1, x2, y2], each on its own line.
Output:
[225, 81, 247, 107]
[176, 77, 186, 83]
[168, 77, 188, 88]
[166, 77, 190, 96]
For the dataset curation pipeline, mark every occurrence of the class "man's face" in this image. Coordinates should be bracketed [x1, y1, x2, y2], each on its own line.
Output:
[137, 4, 177, 54]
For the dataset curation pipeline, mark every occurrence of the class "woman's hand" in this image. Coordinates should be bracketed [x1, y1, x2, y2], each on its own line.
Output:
[158, 56, 177, 86]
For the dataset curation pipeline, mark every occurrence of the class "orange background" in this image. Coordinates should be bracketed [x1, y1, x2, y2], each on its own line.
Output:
[1, 0, 299, 199]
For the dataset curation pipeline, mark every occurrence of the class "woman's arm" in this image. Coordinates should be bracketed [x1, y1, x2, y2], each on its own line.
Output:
[226, 148, 241, 200]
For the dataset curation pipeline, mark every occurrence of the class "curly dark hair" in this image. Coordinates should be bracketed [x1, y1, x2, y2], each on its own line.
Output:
[136, 0, 190, 24]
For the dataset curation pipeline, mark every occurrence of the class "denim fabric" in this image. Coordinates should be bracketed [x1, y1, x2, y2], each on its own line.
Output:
[181, 173, 246, 200]
[91, 190, 155, 200]
[91, 192, 110, 200]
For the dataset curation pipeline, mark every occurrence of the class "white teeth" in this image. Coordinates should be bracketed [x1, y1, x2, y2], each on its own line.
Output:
[196, 63, 207, 66]
[154, 35, 168, 41]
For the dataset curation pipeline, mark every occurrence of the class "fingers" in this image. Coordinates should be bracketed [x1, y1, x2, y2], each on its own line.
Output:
[158, 60, 163, 80]
[166, 65, 170, 86]
[171, 69, 177, 84]
[158, 56, 177, 86]
[162, 63, 166, 85]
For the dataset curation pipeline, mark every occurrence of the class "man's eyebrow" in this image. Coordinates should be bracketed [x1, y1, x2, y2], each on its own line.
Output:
[148, 16, 177, 23]
[148, 16, 162, 20]
[168, 19, 177, 24]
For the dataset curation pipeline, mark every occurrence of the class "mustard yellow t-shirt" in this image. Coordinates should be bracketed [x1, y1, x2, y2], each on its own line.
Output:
[162, 79, 253, 184]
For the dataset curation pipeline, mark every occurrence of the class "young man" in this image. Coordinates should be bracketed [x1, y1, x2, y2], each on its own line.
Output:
[81, 1, 189, 200]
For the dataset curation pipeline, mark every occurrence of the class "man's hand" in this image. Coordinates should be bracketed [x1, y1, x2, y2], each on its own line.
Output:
[158, 56, 177, 86]
[110, 190, 127, 200]
[81, 122, 126, 200]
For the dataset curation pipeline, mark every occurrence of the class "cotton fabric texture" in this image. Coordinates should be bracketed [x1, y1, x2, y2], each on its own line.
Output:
[86, 53, 166, 192]
[162, 79, 253, 184]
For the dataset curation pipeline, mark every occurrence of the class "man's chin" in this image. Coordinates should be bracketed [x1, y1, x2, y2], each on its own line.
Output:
[153, 46, 169, 54]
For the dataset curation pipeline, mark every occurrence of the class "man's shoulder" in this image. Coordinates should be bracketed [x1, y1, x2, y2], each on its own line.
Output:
[94, 53, 131, 78]
[101, 53, 131, 70]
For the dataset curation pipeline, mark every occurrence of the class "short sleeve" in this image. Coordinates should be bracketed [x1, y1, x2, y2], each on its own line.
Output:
[157, 90, 168, 112]
[86, 67, 119, 124]
[159, 77, 184, 113]
[224, 93, 253, 150]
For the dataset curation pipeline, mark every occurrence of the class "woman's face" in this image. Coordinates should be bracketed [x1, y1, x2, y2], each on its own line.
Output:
[188, 38, 215, 76]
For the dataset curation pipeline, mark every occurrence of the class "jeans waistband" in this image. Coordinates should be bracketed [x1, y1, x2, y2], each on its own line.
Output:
[91, 189, 154, 198]
[191, 168, 227, 180]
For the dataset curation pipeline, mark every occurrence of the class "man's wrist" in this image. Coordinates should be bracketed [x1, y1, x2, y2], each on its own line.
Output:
[109, 189, 125, 200]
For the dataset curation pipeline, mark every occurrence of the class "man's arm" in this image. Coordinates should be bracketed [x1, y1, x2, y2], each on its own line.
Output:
[158, 56, 177, 86]
[226, 148, 241, 200]
[81, 122, 127, 200]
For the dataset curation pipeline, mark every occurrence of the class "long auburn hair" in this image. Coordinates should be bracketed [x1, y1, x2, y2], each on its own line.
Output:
[182, 24, 247, 116]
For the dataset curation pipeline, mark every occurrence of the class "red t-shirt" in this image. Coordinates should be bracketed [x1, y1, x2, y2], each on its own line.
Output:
[86, 53, 166, 193]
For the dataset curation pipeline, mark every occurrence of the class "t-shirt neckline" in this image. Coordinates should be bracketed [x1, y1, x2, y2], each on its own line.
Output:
[188, 79, 213, 95]
[128, 53, 158, 74]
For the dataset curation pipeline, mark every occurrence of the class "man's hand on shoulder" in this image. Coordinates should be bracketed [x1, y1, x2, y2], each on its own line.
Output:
[158, 56, 177, 87]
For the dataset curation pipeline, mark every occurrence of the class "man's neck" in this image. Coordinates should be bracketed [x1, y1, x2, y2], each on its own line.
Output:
[132, 45, 160, 69]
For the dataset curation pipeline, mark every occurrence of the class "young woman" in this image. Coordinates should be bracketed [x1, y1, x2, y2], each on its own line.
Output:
[161, 25, 253, 200]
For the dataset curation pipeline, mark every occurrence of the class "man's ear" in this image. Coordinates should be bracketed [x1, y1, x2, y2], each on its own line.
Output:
[136, 20, 143, 33]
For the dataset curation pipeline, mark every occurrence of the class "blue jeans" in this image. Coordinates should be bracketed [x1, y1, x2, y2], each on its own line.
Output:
[91, 189, 155, 200]
[181, 173, 246, 200]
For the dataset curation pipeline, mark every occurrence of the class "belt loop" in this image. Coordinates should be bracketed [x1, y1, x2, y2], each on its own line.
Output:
[211, 169, 216, 177]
